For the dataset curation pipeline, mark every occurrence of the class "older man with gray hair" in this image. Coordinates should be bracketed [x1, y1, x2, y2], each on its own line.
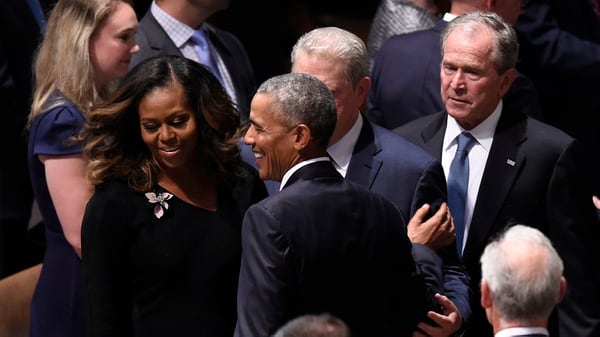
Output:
[480, 225, 566, 337]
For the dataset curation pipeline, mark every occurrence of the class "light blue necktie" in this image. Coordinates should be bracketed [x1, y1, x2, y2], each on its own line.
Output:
[447, 132, 476, 256]
[190, 29, 223, 85]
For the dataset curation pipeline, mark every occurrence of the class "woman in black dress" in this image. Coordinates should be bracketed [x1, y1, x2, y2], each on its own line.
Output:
[79, 55, 267, 337]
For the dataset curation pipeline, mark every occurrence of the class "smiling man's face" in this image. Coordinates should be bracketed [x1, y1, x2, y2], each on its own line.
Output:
[243, 93, 299, 182]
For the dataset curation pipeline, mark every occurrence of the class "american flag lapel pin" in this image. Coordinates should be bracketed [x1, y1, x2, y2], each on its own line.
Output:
[506, 159, 516, 166]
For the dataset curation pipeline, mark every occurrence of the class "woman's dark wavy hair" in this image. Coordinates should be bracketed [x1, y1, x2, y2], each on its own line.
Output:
[79, 55, 244, 192]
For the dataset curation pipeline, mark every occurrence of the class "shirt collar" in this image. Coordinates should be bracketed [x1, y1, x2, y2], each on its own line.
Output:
[443, 100, 503, 153]
[151, 0, 196, 47]
[327, 113, 363, 177]
[280, 157, 330, 191]
[495, 326, 549, 337]
[443, 12, 458, 22]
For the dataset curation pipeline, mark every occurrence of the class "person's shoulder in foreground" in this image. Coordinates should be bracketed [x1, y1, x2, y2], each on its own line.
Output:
[236, 72, 442, 337]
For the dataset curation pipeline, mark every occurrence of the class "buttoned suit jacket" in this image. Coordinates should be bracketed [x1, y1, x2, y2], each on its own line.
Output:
[130, 11, 257, 120]
[395, 109, 600, 337]
[368, 18, 541, 130]
[235, 160, 440, 337]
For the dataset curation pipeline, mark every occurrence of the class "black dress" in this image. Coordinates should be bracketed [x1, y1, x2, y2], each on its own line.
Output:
[82, 166, 267, 337]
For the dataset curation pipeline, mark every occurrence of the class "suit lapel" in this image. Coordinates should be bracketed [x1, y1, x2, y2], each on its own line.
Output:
[418, 113, 447, 159]
[347, 119, 382, 189]
[203, 23, 227, 58]
[144, 13, 181, 55]
[432, 17, 448, 33]
[416, 110, 529, 263]
[463, 110, 528, 259]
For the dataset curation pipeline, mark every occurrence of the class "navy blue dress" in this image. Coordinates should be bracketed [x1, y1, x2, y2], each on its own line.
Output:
[27, 96, 87, 337]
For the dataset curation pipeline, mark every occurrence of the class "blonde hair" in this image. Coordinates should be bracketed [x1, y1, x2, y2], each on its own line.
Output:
[28, 0, 133, 128]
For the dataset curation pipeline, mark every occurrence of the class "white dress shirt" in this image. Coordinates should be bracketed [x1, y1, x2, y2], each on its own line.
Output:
[442, 101, 502, 253]
[280, 157, 331, 191]
[327, 113, 363, 177]
[495, 326, 549, 337]
[150, 1, 238, 105]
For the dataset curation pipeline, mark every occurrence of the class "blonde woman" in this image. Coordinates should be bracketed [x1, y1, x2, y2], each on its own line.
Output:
[26, 0, 138, 336]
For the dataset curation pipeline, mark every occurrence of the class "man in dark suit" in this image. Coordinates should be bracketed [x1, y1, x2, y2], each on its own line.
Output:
[289, 26, 469, 336]
[0, 0, 51, 278]
[515, 0, 600, 204]
[235, 73, 442, 337]
[368, 0, 542, 130]
[130, 0, 256, 120]
[480, 225, 566, 337]
[395, 12, 600, 337]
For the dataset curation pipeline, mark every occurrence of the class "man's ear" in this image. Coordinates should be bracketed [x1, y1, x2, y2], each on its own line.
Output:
[292, 124, 311, 151]
[558, 276, 567, 303]
[480, 279, 493, 309]
[499, 68, 517, 98]
[356, 76, 371, 104]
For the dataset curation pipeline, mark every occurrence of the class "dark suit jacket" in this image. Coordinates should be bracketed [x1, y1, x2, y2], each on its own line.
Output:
[395, 109, 600, 337]
[515, 0, 600, 165]
[349, 118, 471, 320]
[131, 11, 256, 120]
[241, 118, 471, 320]
[235, 160, 441, 337]
[368, 18, 542, 130]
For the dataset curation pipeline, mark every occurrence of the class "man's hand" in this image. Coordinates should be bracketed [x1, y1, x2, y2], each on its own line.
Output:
[593, 195, 600, 209]
[413, 293, 463, 337]
[407, 203, 455, 251]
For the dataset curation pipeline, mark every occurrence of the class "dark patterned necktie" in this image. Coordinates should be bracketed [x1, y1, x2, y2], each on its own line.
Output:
[447, 132, 476, 256]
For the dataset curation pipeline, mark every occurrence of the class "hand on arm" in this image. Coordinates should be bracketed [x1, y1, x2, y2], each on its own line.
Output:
[413, 293, 463, 337]
[408, 203, 455, 251]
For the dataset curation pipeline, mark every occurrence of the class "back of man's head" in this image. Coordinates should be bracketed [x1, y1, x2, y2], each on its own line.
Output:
[480, 224, 566, 327]
[272, 313, 351, 337]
